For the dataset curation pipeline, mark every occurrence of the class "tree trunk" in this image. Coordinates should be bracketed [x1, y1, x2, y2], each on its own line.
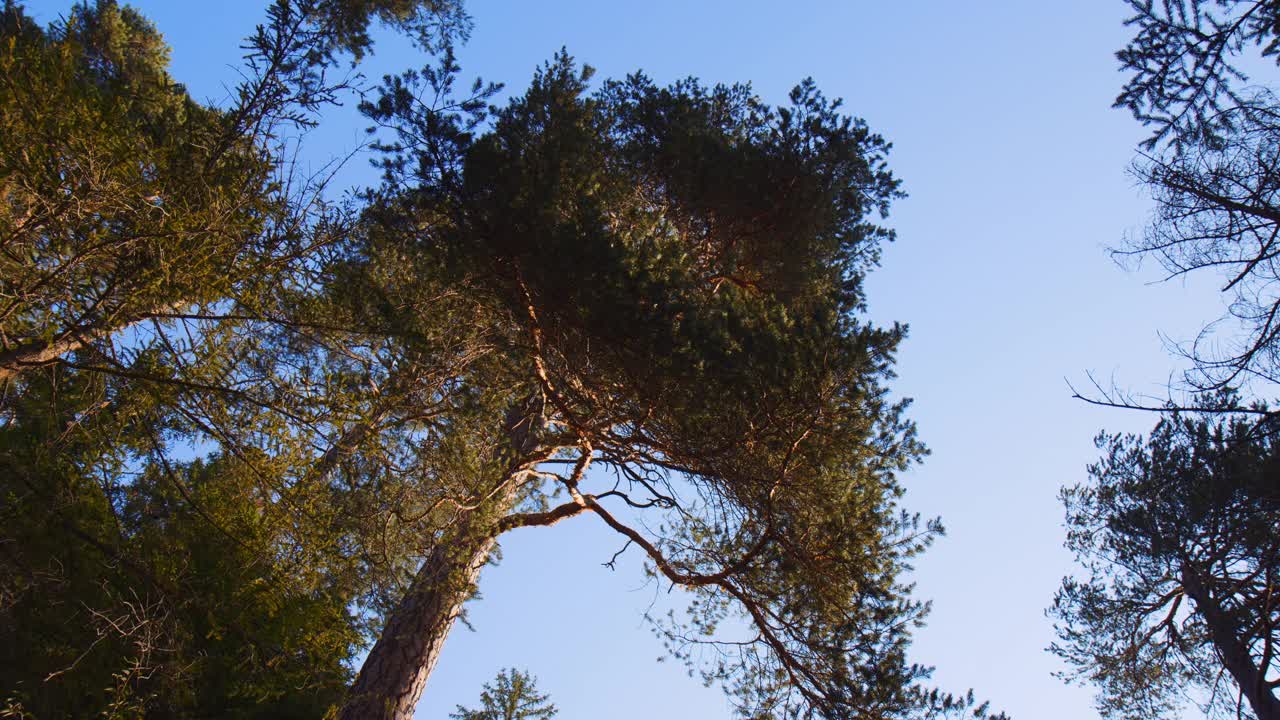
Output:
[339, 497, 514, 720]
[339, 400, 545, 720]
[1182, 563, 1280, 720]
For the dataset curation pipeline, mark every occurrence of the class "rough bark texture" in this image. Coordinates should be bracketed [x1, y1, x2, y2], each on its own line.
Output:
[339, 501, 513, 720]
[339, 401, 545, 720]
[1182, 564, 1280, 720]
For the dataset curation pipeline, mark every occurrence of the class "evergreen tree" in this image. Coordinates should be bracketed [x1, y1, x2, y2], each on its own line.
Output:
[1112, 0, 1280, 393]
[2, 3, 1006, 719]
[0, 1, 470, 716]
[0, 0, 274, 384]
[0, 369, 364, 718]
[0, 0, 470, 389]
[1060, 7, 1280, 715]
[450, 669, 557, 720]
[1052, 404, 1280, 720]
[341, 52, 1004, 720]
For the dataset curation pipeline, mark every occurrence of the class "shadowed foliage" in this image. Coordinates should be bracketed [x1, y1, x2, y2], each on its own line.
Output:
[1052, 402, 1280, 720]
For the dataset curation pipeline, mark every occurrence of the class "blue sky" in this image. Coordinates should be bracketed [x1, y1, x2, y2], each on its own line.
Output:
[26, 1, 1238, 718]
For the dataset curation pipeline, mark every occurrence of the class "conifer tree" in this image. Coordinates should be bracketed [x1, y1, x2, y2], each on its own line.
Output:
[450, 669, 558, 720]
[2, 4, 1006, 719]
[0, 0, 468, 388]
[1052, 404, 1280, 720]
[341, 53, 1003, 720]
[1112, 0, 1280, 392]
[0, 1, 471, 715]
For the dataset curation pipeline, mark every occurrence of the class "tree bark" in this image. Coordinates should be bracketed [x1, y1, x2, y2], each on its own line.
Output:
[339, 494, 516, 720]
[339, 401, 546, 720]
[1182, 563, 1280, 720]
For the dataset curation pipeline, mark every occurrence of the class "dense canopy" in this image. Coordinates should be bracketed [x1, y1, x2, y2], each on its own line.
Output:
[0, 0, 995, 712]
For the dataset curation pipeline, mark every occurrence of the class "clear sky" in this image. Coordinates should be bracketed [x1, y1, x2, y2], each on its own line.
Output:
[26, 2, 1238, 718]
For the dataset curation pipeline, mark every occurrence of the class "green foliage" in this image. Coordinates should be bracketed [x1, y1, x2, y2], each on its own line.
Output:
[1, 2, 1005, 718]
[450, 669, 557, 720]
[309, 0, 469, 60]
[0, 368, 362, 719]
[1071, 9, 1280, 716]
[0, 0, 277, 378]
[359, 50, 1001, 720]
[0, 0, 474, 716]
[0, 0, 468, 386]
[1051, 402, 1280, 719]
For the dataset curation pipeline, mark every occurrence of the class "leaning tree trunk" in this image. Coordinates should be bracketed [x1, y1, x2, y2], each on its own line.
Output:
[338, 496, 516, 720]
[339, 402, 545, 720]
[1182, 564, 1280, 720]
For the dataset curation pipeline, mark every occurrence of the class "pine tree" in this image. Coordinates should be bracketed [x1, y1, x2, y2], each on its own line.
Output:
[341, 52, 1003, 720]
[1052, 403, 1280, 720]
[450, 669, 558, 720]
[2, 4, 1006, 719]
[1112, 0, 1280, 392]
